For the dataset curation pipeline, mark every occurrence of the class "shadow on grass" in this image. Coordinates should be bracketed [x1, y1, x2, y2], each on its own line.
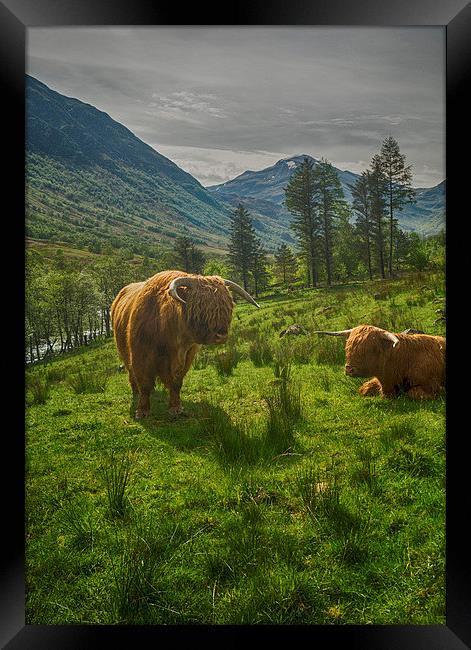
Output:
[132, 388, 304, 471]
[360, 391, 446, 416]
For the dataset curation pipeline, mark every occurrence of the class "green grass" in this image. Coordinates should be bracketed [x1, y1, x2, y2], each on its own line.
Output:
[25, 271, 446, 625]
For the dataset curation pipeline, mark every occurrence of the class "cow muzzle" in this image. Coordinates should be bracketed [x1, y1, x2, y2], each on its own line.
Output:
[345, 365, 356, 376]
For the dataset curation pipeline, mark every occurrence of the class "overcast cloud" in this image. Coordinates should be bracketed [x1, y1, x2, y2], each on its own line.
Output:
[27, 27, 445, 187]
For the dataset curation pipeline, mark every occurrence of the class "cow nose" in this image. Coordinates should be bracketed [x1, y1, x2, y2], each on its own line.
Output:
[345, 365, 353, 375]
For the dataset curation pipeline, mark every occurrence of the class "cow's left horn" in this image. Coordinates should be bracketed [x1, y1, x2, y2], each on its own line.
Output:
[312, 329, 353, 337]
[382, 330, 399, 348]
[168, 276, 198, 304]
[223, 280, 260, 308]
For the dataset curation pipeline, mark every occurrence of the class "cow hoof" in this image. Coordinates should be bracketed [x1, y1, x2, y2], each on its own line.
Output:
[135, 409, 150, 420]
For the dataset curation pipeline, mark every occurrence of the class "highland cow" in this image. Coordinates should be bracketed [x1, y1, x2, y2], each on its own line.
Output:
[111, 270, 260, 419]
[313, 324, 445, 399]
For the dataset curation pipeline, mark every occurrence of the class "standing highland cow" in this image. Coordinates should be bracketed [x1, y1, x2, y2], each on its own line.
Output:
[313, 324, 445, 399]
[111, 270, 260, 419]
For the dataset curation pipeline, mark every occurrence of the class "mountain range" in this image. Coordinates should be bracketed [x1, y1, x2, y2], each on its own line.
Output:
[26, 75, 445, 257]
[207, 156, 445, 238]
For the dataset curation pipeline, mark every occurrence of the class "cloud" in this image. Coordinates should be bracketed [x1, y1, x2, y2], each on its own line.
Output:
[27, 26, 445, 188]
[149, 90, 228, 122]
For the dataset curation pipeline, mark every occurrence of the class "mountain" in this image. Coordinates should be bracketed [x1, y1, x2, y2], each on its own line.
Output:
[207, 155, 445, 238]
[26, 76, 445, 259]
[26, 75, 234, 255]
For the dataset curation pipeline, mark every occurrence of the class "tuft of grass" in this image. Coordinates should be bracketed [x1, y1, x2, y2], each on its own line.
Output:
[351, 448, 380, 494]
[58, 495, 95, 550]
[199, 403, 263, 466]
[67, 364, 111, 394]
[312, 336, 345, 365]
[109, 532, 158, 624]
[296, 465, 341, 524]
[26, 374, 52, 405]
[380, 419, 417, 450]
[270, 361, 302, 423]
[213, 346, 240, 377]
[249, 337, 274, 367]
[102, 450, 136, 519]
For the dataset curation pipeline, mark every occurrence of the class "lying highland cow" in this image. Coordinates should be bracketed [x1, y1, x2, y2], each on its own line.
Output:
[111, 270, 260, 419]
[313, 325, 445, 399]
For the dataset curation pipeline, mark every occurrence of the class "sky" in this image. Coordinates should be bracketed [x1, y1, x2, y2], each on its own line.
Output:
[27, 26, 445, 188]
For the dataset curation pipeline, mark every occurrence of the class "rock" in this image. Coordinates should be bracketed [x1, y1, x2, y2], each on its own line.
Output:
[279, 324, 307, 338]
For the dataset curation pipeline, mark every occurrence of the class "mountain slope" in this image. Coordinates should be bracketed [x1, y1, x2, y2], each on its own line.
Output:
[26, 75, 233, 254]
[208, 155, 445, 237]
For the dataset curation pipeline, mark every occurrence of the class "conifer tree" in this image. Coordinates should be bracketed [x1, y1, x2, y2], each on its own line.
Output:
[313, 158, 346, 287]
[172, 235, 206, 274]
[227, 204, 257, 291]
[274, 243, 297, 285]
[368, 155, 388, 279]
[350, 171, 374, 280]
[251, 238, 270, 297]
[284, 157, 319, 287]
[378, 136, 416, 278]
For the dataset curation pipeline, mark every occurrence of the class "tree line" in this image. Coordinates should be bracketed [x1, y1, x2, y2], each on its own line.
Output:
[226, 136, 443, 291]
[26, 136, 444, 363]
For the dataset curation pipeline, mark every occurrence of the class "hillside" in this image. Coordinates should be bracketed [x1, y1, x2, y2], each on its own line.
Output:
[25, 271, 445, 625]
[26, 76, 445, 258]
[26, 75, 233, 255]
[208, 156, 445, 238]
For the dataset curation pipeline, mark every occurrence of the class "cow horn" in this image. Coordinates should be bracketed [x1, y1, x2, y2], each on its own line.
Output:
[223, 280, 260, 308]
[168, 276, 198, 304]
[382, 330, 399, 348]
[312, 329, 353, 337]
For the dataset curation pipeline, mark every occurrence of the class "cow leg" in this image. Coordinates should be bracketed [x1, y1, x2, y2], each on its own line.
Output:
[359, 378, 382, 396]
[131, 360, 157, 419]
[128, 369, 138, 397]
[159, 348, 199, 415]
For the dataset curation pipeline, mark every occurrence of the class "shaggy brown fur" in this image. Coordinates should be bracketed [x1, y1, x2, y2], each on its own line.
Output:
[343, 325, 445, 399]
[111, 270, 235, 418]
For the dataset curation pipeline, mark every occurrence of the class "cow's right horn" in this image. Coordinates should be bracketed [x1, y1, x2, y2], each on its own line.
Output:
[168, 276, 198, 304]
[312, 329, 353, 337]
[223, 280, 260, 308]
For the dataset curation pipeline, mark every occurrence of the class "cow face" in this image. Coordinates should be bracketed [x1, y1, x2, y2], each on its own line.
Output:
[344, 326, 396, 378]
[193, 320, 232, 345]
[184, 280, 235, 345]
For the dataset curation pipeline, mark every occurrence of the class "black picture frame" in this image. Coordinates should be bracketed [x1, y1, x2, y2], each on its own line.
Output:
[2, 0, 469, 647]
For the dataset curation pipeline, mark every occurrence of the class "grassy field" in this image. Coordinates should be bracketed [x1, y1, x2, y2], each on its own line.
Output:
[25, 271, 446, 625]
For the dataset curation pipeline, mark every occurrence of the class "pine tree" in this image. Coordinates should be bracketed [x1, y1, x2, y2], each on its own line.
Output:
[313, 158, 346, 287]
[251, 238, 270, 297]
[368, 155, 388, 279]
[172, 236, 206, 274]
[284, 157, 319, 287]
[333, 203, 359, 281]
[227, 204, 257, 291]
[350, 171, 374, 280]
[378, 136, 416, 278]
[274, 243, 297, 285]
